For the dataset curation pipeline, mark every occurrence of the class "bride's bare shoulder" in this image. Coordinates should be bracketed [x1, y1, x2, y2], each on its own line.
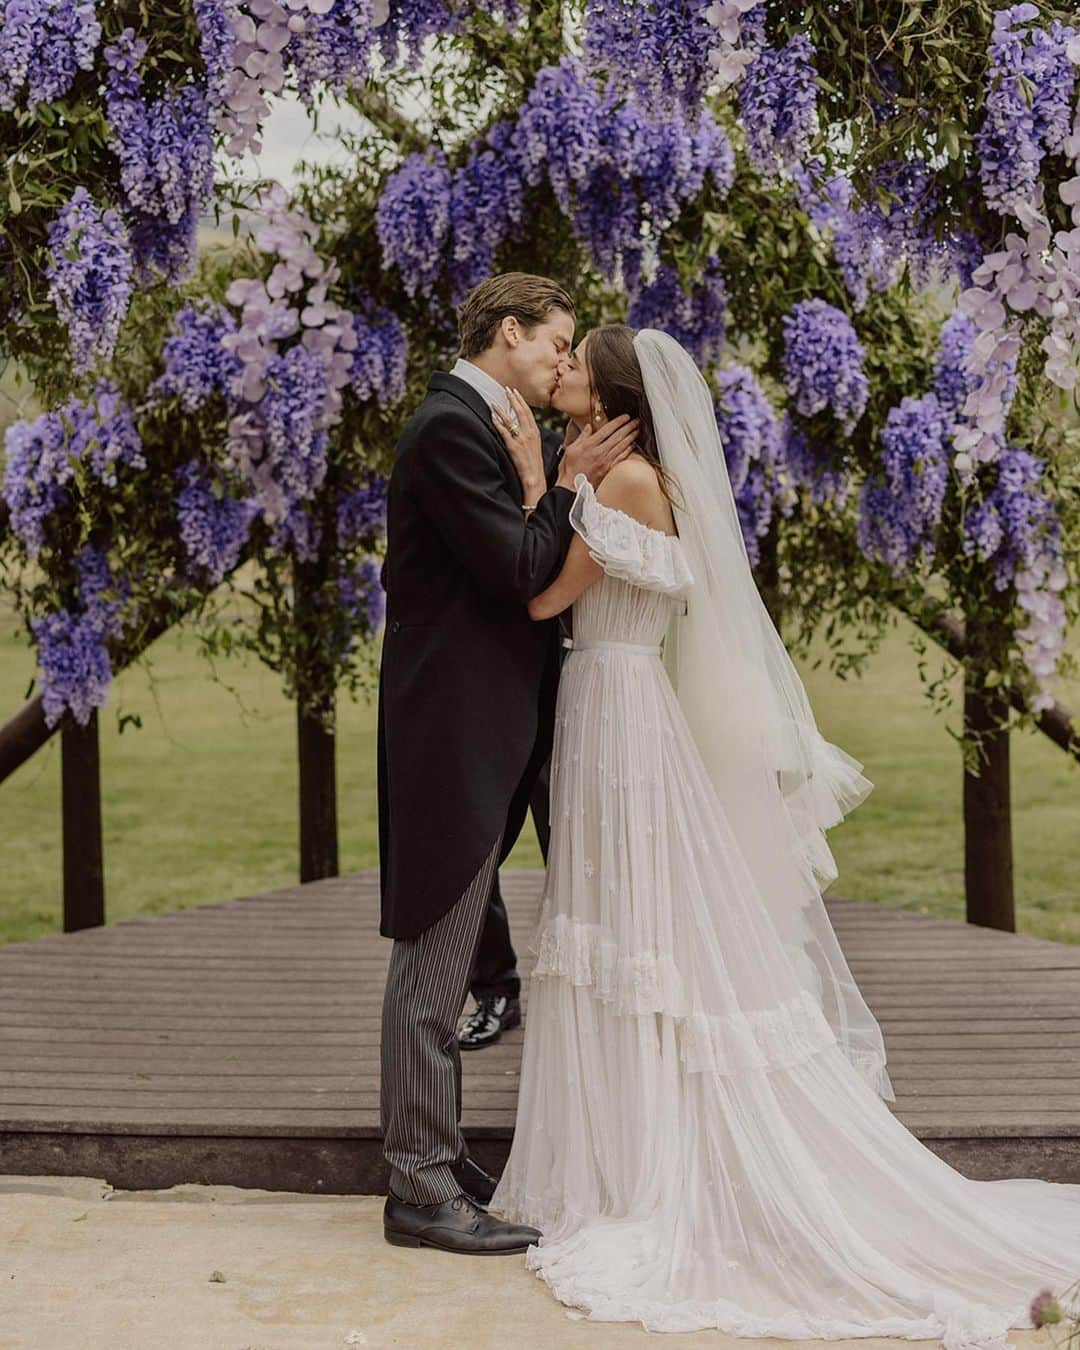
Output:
[595, 453, 676, 535]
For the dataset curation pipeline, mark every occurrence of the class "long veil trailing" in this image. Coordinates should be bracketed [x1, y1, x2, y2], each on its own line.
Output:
[634, 328, 894, 1099]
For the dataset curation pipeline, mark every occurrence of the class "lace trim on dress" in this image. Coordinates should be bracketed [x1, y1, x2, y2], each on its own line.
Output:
[531, 912, 847, 1076]
[569, 474, 694, 598]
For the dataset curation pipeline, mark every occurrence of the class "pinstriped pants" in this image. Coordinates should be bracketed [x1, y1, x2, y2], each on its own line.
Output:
[380, 834, 503, 1206]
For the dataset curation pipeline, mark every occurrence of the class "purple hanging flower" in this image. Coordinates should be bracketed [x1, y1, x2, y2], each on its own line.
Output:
[349, 303, 408, 408]
[45, 187, 134, 374]
[32, 607, 113, 727]
[582, 0, 720, 113]
[175, 461, 257, 585]
[739, 33, 817, 179]
[150, 301, 242, 412]
[0, 0, 101, 112]
[3, 410, 74, 557]
[31, 545, 126, 728]
[961, 445, 1060, 588]
[448, 124, 527, 302]
[64, 381, 146, 487]
[375, 150, 453, 298]
[103, 28, 216, 283]
[857, 393, 951, 571]
[782, 415, 850, 509]
[337, 473, 388, 549]
[288, 0, 378, 105]
[628, 259, 728, 369]
[336, 555, 385, 651]
[781, 299, 868, 433]
[1, 385, 144, 557]
[713, 363, 781, 493]
[976, 7, 1078, 214]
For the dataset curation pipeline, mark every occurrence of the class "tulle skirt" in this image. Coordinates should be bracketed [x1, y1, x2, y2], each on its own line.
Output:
[490, 647, 1080, 1348]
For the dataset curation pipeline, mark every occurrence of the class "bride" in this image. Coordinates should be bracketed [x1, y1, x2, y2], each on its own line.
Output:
[485, 324, 1080, 1348]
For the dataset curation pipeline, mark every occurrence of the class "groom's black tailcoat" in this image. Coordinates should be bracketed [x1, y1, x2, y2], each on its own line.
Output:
[377, 372, 574, 940]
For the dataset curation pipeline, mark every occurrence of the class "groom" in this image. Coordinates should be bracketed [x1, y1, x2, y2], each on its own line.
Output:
[378, 273, 637, 1254]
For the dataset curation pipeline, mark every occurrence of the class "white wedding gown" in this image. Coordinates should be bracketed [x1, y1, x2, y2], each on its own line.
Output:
[490, 477, 1080, 1349]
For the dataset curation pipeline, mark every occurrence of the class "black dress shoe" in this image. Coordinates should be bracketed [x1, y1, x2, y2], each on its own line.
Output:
[383, 1191, 541, 1255]
[452, 1154, 498, 1206]
[458, 994, 522, 1050]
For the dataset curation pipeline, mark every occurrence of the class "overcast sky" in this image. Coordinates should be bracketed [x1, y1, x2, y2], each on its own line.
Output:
[216, 92, 374, 195]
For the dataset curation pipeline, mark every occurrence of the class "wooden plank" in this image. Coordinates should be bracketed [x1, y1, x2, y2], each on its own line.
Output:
[2, 869, 1079, 1192]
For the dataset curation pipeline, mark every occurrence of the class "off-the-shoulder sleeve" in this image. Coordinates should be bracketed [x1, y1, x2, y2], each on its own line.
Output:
[569, 473, 694, 597]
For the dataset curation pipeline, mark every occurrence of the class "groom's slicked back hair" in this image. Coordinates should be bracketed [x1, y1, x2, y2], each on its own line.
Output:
[457, 273, 575, 359]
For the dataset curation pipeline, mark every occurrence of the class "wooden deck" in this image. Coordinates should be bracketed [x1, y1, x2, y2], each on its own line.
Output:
[1, 871, 1079, 1193]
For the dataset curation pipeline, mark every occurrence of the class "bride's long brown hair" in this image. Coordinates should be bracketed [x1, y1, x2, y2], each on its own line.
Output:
[583, 323, 682, 508]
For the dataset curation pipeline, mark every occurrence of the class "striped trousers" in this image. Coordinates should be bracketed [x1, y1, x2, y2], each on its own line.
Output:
[379, 835, 503, 1206]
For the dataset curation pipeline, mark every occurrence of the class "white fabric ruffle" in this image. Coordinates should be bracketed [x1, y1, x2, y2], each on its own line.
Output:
[569, 473, 694, 597]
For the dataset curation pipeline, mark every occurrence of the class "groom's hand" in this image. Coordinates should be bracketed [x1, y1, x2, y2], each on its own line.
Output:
[556, 415, 639, 491]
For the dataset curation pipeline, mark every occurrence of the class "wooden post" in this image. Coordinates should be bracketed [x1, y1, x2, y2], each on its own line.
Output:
[756, 523, 783, 632]
[61, 711, 105, 931]
[297, 695, 339, 882]
[962, 601, 1015, 932]
[294, 548, 340, 884]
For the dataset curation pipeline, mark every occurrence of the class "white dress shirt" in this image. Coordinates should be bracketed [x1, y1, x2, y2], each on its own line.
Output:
[449, 358, 518, 427]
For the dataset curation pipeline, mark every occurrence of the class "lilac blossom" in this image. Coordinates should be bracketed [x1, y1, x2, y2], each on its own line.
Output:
[192, 0, 239, 110]
[448, 124, 526, 302]
[32, 607, 113, 727]
[337, 555, 384, 650]
[45, 187, 133, 374]
[738, 33, 817, 179]
[2, 385, 144, 556]
[349, 302, 408, 407]
[782, 416, 851, 509]
[962, 446, 1059, 589]
[103, 28, 216, 283]
[375, 150, 453, 298]
[976, 6, 1078, 215]
[628, 259, 728, 369]
[64, 381, 145, 487]
[150, 301, 242, 412]
[337, 473, 387, 549]
[857, 393, 951, 571]
[703, 0, 764, 89]
[2, 409, 72, 557]
[582, 0, 721, 112]
[781, 299, 869, 434]
[260, 344, 331, 510]
[511, 58, 603, 210]
[375, 0, 461, 65]
[713, 362, 781, 493]
[288, 0, 378, 106]
[962, 446, 1067, 706]
[0, 0, 101, 112]
[507, 60, 733, 280]
[222, 185, 358, 534]
[32, 545, 126, 728]
[270, 499, 321, 562]
[713, 363, 788, 562]
[175, 461, 256, 584]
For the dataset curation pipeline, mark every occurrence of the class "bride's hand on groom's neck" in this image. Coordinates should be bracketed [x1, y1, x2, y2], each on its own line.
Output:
[557, 414, 639, 492]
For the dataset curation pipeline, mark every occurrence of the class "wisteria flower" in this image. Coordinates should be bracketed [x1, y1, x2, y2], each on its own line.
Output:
[781, 299, 868, 433]
[45, 187, 134, 374]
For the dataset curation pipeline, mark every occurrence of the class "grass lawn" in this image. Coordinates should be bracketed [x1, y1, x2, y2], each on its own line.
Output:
[1, 598, 1078, 947]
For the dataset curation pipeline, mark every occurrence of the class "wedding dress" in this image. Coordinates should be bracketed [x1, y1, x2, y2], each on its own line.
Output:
[488, 333, 1080, 1348]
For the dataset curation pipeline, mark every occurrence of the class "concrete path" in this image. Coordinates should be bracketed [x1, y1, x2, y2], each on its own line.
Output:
[0, 1175, 1055, 1350]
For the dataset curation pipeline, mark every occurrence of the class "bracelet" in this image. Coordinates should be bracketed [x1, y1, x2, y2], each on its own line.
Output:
[522, 503, 537, 517]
